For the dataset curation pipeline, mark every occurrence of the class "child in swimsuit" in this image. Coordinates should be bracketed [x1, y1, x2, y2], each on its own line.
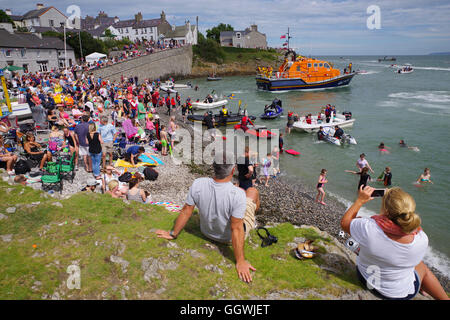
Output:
[315, 169, 328, 205]
[417, 168, 433, 184]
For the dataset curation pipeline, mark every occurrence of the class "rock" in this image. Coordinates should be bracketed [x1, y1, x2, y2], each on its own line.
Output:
[51, 292, 61, 300]
[141, 257, 179, 282]
[0, 213, 8, 220]
[1, 234, 13, 242]
[52, 202, 63, 208]
[6, 207, 16, 214]
[32, 252, 46, 258]
[110, 255, 129, 273]
[188, 249, 205, 259]
[155, 287, 166, 295]
[204, 264, 223, 275]
[166, 242, 178, 249]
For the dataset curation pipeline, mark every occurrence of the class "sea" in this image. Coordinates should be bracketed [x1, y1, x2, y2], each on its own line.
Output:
[184, 55, 450, 278]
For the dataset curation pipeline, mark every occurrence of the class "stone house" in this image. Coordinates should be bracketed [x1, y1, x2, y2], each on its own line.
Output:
[162, 20, 198, 46]
[111, 11, 172, 42]
[220, 25, 267, 49]
[0, 25, 76, 74]
[3, 3, 81, 30]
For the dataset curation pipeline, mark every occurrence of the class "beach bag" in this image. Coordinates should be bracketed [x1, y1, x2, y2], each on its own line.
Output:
[256, 227, 278, 248]
[143, 167, 158, 181]
[14, 159, 31, 175]
[118, 172, 133, 183]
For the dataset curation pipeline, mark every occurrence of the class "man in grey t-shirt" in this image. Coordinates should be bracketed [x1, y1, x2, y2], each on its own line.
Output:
[156, 155, 260, 283]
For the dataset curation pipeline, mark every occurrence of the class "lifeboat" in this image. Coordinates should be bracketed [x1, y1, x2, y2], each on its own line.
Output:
[256, 50, 356, 92]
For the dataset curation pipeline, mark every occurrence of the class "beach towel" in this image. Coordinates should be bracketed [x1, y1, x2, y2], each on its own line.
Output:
[139, 154, 164, 166]
[122, 118, 138, 139]
[114, 159, 158, 168]
[149, 201, 181, 212]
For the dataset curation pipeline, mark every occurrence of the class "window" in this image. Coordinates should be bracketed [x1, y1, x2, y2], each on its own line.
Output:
[59, 59, 65, 68]
[5, 50, 11, 57]
[319, 63, 323, 67]
[324, 63, 330, 69]
[126, 28, 129, 33]
[313, 63, 318, 67]
[307, 63, 311, 68]
[38, 61, 48, 72]
[135, 29, 138, 35]
[297, 66, 301, 71]
[49, 19, 54, 27]
[236, 32, 241, 39]
[22, 64, 28, 73]
[21, 49, 26, 57]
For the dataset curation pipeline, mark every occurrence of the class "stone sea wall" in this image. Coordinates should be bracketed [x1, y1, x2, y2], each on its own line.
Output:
[92, 46, 193, 82]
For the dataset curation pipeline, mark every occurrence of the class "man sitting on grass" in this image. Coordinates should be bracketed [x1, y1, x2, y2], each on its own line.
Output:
[156, 153, 260, 283]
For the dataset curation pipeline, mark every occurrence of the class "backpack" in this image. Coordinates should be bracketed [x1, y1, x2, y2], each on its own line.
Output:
[118, 172, 133, 183]
[143, 167, 158, 181]
[14, 159, 31, 175]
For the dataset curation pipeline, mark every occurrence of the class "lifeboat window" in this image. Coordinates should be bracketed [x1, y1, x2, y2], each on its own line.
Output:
[324, 63, 330, 69]
[313, 63, 318, 67]
[307, 63, 312, 68]
[297, 66, 301, 71]
[319, 63, 323, 67]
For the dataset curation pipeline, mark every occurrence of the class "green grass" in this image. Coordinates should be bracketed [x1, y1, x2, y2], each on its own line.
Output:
[221, 47, 280, 64]
[0, 180, 363, 300]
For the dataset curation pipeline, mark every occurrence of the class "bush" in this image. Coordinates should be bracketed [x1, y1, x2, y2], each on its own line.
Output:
[193, 35, 225, 64]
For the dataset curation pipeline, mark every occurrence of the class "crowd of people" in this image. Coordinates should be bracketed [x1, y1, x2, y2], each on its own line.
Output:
[0, 64, 447, 300]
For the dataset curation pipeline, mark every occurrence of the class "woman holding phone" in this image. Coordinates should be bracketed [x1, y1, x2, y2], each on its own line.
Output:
[341, 186, 448, 300]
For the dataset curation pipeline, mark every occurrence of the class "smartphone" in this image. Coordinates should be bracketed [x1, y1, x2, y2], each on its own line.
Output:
[371, 189, 386, 197]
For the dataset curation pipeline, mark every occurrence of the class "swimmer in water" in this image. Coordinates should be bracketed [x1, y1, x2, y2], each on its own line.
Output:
[399, 140, 420, 151]
[315, 169, 328, 205]
[378, 142, 390, 154]
[416, 168, 433, 184]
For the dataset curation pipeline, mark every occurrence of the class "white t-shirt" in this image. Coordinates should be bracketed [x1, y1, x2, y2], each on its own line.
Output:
[357, 158, 368, 169]
[186, 178, 247, 243]
[350, 217, 428, 298]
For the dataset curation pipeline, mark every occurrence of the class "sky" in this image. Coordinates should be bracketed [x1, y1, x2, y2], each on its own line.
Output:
[2, 0, 450, 55]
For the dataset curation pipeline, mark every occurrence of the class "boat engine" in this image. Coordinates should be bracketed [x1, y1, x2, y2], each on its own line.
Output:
[342, 111, 352, 120]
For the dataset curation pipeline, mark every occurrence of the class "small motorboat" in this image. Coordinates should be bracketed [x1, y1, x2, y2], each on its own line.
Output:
[396, 64, 413, 74]
[321, 127, 357, 146]
[207, 75, 222, 81]
[293, 111, 355, 133]
[159, 85, 177, 94]
[192, 98, 228, 110]
[187, 112, 256, 126]
[164, 80, 192, 89]
[260, 99, 283, 120]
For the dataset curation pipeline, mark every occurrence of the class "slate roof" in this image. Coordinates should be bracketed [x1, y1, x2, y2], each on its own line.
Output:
[163, 24, 195, 38]
[0, 28, 73, 50]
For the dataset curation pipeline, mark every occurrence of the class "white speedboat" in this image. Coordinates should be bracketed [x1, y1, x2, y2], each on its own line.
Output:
[293, 112, 355, 133]
[192, 99, 228, 110]
[321, 127, 357, 146]
[164, 80, 191, 89]
[396, 64, 413, 74]
[159, 85, 177, 94]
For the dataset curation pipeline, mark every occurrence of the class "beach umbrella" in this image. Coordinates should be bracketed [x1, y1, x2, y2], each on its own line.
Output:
[2, 65, 24, 72]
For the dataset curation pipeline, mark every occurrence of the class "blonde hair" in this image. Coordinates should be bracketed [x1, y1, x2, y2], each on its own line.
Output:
[382, 187, 421, 234]
[108, 180, 119, 191]
[88, 123, 97, 133]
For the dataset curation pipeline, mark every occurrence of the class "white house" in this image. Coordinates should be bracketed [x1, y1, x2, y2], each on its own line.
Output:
[162, 20, 198, 46]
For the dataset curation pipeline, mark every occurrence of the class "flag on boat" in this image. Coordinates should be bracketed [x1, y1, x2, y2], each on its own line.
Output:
[280, 35, 286, 39]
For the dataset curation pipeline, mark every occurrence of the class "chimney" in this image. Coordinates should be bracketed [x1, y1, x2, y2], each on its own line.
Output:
[5, 9, 12, 15]
[114, 16, 120, 23]
[134, 12, 142, 23]
[251, 24, 258, 32]
[36, 3, 45, 10]
[160, 11, 166, 21]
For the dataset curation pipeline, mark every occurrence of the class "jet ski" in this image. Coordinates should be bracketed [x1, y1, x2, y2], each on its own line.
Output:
[260, 99, 283, 120]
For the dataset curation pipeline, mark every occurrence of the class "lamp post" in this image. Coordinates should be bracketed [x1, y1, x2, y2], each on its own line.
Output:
[60, 22, 67, 69]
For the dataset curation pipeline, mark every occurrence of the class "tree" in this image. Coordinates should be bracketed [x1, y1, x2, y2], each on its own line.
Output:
[206, 23, 234, 43]
[193, 32, 225, 64]
[103, 29, 116, 39]
[0, 9, 15, 27]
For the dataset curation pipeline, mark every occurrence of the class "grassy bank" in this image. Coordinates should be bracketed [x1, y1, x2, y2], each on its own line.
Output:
[0, 179, 372, 300]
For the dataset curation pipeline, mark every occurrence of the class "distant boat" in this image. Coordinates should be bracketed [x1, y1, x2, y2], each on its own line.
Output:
[207, 76, 222, 81]
[378, 56, 396, 62]
[396, 64, 414, 74]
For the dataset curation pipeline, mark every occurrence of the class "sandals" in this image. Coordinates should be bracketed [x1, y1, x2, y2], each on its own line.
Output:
[295, 239, 318, 259]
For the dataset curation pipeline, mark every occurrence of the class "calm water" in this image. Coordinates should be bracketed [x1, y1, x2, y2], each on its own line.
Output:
[184, 55, 450, 277]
